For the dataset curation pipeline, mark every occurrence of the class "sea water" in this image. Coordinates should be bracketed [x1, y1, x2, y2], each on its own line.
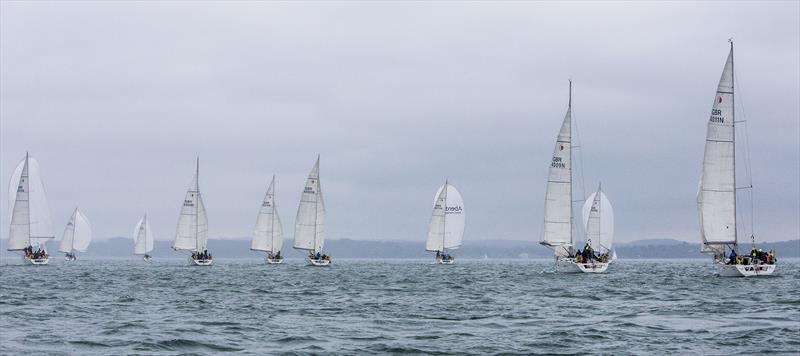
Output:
[1, 258, 798, 355]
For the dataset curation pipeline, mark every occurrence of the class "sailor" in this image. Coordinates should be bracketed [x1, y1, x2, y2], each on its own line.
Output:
[768, 250, 776, 264]
[728, 249, 737, 265]
[276, 251, 281, 259]
[315, 252, 321, 260]
[436, 251, 441, 258]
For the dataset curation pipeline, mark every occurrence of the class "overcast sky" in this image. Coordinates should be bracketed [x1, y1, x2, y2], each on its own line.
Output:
[1, 1, 798, 246]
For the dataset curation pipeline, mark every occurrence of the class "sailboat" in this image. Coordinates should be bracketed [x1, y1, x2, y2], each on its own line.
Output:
[581, 183, 614, 268]
[7, 153, 55, 265]
[173, 157, 212, 266]
[252, 175, 284, 264]
[697, 41, 776, 277]
[293, 156, 330, 266]
[58, 208, 92, 261]
[539, 81, 607, 273]
[425, 180, 465, 264]
[133, 214, 154, 261]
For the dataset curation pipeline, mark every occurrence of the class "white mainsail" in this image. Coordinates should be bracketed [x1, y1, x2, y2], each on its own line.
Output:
[7, 153, 54, 250]
[173, 158, 208, 252]
[58, 208, 92, 253]
[698, 45, 737, 248]
[293, 156, 325, 253]
[582, 184, 614, 253]
[252, 176, 283, 253]
[133, 214, 155, 255]
[426, 182, 465, 251]
[541, 84, 573, 257]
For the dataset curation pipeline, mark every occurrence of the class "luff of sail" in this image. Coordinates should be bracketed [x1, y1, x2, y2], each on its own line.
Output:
[426, 183, 465, 251]
[252, 176, 283, 253]
[698, 46, 736, 247]
[542, 85, 573, 256]
[133, 215, 154, 255]
[174, 159, 209, 252]
[59, 208, 92, 253]
[7, 153, 54, 250]
[293, 157, 325, 253]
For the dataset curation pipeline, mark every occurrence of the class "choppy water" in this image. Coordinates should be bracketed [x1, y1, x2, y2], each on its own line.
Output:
[1, 258, 798, 355]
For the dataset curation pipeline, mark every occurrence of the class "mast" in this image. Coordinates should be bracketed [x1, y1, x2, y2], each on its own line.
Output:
[271, 175, 277, 252]
[568, 80, 574, 253]
[196, 156, 200, 251]
[730, 39, 738, 251]
[25, 152, 32, 247]
[442, 179, 448, 253]
[313, 155, 319, 253]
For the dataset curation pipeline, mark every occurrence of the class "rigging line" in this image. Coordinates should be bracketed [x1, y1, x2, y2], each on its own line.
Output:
[733, 63, 756, 238]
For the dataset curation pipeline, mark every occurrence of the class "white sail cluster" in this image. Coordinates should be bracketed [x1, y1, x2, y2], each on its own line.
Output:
[58, 208, 92, 254]
[582, 185, 614, 253]
[426, 182, 465, 252]
[293, 157, 325, 254]
[173, 159, 209, 252]
[252, 176, 283, 254]
[7, 154, 54, 251]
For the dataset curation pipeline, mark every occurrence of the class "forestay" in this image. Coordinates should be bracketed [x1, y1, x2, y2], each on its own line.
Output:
[294, 157, 325, 253]
[7, 154, 54, 250]
[252, 176, 283, 253]
[426, 183, 465, 251]
[133, 215, 155, 255]
[58, 208, 92, 253]
[698, 47, 736, 245]
[173, 160, 208, 252]
[582, 185, 614, 252]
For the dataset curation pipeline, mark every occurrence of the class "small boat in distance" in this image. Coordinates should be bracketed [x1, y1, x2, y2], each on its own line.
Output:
[580, 183, 614, 271]
[7, 153, 55, 265]
[293, 156, 330, 266]
[252, 175, 284, 264]
[425, 180, 465, 265]
[173, 157, 212, 266]
[697, 41, 776, 277]
[133, 214, 154, 261]
[58, 208, 92, 261]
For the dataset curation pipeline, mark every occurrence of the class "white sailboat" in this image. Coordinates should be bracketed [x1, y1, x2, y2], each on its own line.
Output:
[58, 208, 92, 261]
[252, 175, 284, 264]
[173, 157, 212, 266]
[133, 214, 154, 261]
[293, 156, 330, 266]
[7, 153, 55, 265]
[698, 41, 776, 277]
[539, 82, 606, 273]
[425, 180, 465, 264]
[580, 183, 614, 269]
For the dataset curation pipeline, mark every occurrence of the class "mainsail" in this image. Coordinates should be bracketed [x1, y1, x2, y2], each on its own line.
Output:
[133, 214, 155, 255]
[173, 158, 208, 252]
[426, 182, 465, 251]
[58, 208, 92, 253]
[541, 83, 573, 256]
[252, 176, 283, 253]
[698, 44, 737, 249]
[293, 156, 325, 253]
[582, 184, 614, 253]
[7, 153, 54, 250]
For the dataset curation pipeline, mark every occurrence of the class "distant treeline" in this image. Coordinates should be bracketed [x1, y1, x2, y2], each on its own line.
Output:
[2, 238, 797, 260]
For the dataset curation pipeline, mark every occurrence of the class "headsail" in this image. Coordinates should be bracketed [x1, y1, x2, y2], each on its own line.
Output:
[58, 208, 92, 253]
[252, 176, 284, 253]
[294, 156, 325, 253]
[541, 83, 573, 256]
[426, 182, 465, 251]
[582, 184, 614, 253]
[698, 45, 736, 247]
[174, 158, 208, 251]
[133, 214, 155, 255]
[7, 153, 54, 250]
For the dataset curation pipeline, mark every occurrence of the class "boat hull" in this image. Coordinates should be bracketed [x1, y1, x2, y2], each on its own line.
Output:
[189, 257, 213, 266]
[28, 257, 50, 265]
[556, 258, 609, 273]
[64, 255, 76, 261]
[436, 258, 455, 265]
[307, 258, 331, 267]
[266, 257, 284, 264]
[717, 263, 776, 277]
[143, 255, 152, 262]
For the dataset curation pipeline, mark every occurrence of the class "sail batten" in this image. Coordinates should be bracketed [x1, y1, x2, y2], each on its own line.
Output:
[698, 46, 737, 247]
[294, 157, 325, 253]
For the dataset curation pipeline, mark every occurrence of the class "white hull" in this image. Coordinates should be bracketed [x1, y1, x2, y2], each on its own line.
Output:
[436, 258, 455, 265]
[28, 257, 50, 265]
[556, 258, 610, 273]
[266, 257, 284, 264]
[142, 256, 152, 262]
[717, 262, 776, 277]
[189, 257, 213, 266]
[64, 255, 76, 261]
[307, 257, 331, 267]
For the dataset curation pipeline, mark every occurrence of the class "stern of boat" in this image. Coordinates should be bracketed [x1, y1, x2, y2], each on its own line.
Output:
[717, 263, 776, 277]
